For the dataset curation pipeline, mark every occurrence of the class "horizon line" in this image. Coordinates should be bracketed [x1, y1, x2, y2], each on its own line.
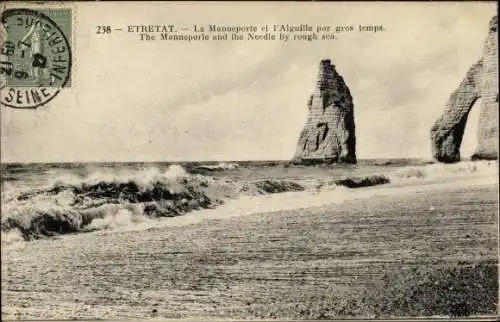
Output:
[0, 157, 444, 165]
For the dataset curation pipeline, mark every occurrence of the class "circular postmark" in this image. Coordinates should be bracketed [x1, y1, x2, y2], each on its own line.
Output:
[0, 8, 72, 109]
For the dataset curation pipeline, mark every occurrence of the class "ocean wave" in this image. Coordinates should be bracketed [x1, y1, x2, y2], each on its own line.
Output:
[2, 161, 496, 243]
[0, 165, 305, 242]
[391, 160, 497, 181]
[195, 162, 239, 171]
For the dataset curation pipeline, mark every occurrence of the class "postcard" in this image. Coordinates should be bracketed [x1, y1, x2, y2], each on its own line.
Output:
[1, 1, 498, 320]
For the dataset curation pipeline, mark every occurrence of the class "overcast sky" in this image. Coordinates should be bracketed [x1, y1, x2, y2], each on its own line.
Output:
[1, 2, 497, 162]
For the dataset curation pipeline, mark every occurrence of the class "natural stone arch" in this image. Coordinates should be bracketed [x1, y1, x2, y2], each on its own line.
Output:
[431, 16, 498, 163]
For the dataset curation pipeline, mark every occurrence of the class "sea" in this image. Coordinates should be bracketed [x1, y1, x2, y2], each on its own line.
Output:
[1, 158, 497, 244]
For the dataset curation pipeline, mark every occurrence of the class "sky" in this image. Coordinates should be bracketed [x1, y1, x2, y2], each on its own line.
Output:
[1, 2, 497, 162]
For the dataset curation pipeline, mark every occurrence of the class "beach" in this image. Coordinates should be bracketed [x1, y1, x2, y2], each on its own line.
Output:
[1, 161, 498, 319]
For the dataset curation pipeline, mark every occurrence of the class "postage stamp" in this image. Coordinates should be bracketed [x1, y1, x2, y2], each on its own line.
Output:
[0, 7, 72, 109]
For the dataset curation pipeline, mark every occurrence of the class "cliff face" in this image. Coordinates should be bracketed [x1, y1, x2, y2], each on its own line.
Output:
[431, 16, 498, 163]
[293, 59, 356, 164]
[473, 16, 499, 160]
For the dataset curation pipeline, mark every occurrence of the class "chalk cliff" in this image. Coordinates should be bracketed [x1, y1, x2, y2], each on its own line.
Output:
[431, 16, 498, 163]
[293, 59, 356, 164]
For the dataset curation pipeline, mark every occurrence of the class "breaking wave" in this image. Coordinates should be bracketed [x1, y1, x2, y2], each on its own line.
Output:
[195, 162, 239, 171]
[1, 165, 304, 242]
[391, 160, 497, 181]
[1, 161, 496, 243]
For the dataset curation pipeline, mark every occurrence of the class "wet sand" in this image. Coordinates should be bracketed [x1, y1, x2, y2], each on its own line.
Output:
[1, 180, 498, 319]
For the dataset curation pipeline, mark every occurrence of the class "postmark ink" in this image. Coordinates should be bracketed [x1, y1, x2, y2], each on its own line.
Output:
[0, 8, 72, 109]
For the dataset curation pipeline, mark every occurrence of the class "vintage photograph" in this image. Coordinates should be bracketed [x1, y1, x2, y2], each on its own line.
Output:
[1, 1, 498, 320]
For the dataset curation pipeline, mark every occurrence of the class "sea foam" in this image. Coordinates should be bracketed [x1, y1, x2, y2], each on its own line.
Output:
[1, 161, 497, 243]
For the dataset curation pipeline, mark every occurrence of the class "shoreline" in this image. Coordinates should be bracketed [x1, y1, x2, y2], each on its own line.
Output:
[2, 177, 498, 319]
[1, 168, 497, 245]
[64, 173, 500, 235]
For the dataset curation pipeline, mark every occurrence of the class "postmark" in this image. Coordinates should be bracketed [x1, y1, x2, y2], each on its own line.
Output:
[0, 8, 72, 109]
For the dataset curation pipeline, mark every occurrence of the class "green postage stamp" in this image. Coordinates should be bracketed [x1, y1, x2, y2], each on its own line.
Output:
[0, 7, 72, 108]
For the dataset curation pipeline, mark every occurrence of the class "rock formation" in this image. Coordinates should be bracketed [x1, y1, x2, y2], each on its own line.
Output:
[431, 16, 498, 163]
[293, 59, 356, 164]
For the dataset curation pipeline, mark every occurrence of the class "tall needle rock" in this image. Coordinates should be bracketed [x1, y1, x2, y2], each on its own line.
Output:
[293, 59, 357, 164]
[431, 16, 498, 163]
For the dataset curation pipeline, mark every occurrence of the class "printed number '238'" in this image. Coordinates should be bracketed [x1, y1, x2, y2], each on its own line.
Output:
[96, 26, 111, 34]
